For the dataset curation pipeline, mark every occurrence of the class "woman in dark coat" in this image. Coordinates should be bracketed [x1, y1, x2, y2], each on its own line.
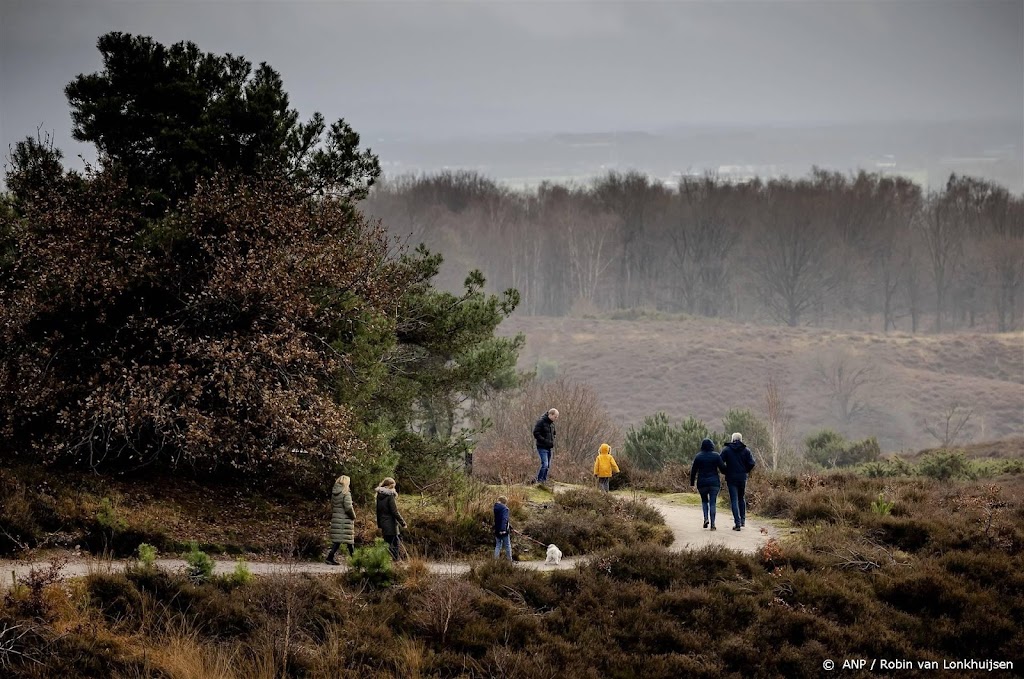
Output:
[325, 475, 355, 565]
[689, 438, 728, 530]
[375, 477, 407, 560]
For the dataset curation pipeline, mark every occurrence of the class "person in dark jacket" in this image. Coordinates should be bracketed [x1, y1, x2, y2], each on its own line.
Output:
[493, 496, 512, 561]
[690, 438, 728, 530]
[532, 408, 559, 483]
[325, 474, 356, 565]
[375, 477, 407, 560]
[720, 433, 756, 530]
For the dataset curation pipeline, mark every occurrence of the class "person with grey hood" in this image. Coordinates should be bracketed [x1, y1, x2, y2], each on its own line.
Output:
[689, 438, 728, 530]
[325, 474, 356, 565]
[375, 477, 408, 560]
[720, 433, 756, 530]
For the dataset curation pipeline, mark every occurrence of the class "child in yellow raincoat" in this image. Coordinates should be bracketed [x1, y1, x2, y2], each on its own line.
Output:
[593, 443, 620, 492]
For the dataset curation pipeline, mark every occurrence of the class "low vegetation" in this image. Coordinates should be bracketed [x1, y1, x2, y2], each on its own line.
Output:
[0, 464, 666, 563]
[0, 473, 1019, 678]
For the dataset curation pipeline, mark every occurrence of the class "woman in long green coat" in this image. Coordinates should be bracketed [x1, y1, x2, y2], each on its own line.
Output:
[325, 475, 355, 565]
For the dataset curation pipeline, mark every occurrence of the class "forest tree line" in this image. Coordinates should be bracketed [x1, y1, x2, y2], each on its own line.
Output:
[363, 169, 1024, 332]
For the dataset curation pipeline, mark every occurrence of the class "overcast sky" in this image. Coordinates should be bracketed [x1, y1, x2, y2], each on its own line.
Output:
[1, 0, 1022, 164]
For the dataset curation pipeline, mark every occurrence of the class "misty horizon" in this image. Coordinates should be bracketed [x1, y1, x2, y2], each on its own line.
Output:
[2, 0, 1022, 190]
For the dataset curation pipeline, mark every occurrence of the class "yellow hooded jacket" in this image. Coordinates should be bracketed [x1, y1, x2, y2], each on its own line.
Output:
[593, 443, 620, 478]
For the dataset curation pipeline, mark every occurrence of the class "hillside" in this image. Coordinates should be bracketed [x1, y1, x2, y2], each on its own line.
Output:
[499, 315, 1024, 452]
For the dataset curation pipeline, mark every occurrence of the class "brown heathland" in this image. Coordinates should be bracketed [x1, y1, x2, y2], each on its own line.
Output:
[501, 315, 1024, 453]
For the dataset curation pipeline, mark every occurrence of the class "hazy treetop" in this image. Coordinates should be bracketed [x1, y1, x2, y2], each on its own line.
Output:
[2, 0, 1022, 164]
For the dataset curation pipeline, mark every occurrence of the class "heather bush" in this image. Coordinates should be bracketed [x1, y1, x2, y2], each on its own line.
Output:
[522, 488, 670, 557]
[3, 472, 1023, 679]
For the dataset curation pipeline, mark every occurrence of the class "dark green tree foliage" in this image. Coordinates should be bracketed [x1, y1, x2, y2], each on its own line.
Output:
[805, 429, 881, 468]
[384, 248, 522, 483]
[721, 408, 771, 453]
[2, 33, 521, 489]
[624, 413, 717, 472]
[65, 32, 379, 213]
[5, 133, 77, 206]
[325, 247, 524, 493]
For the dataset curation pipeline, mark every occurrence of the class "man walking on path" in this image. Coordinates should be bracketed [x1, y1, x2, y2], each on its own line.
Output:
[533, 408, 559, 483]
[720, 432, 756, 531]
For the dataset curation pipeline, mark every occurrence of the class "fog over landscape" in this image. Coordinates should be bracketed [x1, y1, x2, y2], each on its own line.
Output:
[2, 0, 1022, 447]
[2, 4, 1024, 675]
[3, 0, 1022, 190]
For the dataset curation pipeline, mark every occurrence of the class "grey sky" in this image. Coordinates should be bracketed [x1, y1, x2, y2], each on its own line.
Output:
[1, 0, 1022, 165]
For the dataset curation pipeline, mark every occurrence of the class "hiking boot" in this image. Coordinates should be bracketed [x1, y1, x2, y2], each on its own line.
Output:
[703, 520, 709, 529]
[710, 526, 717, 531]
[741, 521, 745, 527]
[732, 526, 742, 531]
[325, 558, 340, 566]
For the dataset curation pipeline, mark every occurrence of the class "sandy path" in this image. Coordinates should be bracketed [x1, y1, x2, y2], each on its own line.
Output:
[0, 491, 775, 582]
[645, 495, 777, 553]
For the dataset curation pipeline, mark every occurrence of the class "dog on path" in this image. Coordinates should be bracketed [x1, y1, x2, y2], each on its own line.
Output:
[545, 544, 562, 565]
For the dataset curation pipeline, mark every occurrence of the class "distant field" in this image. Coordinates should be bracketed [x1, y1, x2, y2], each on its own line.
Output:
[499, 315, 1024, 453]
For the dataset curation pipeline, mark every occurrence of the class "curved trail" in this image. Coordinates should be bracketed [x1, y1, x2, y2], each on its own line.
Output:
[0, 492, 777, 582]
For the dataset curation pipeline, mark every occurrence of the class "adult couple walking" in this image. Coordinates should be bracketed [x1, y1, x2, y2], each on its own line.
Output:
[325, 475, 408, 565]
[689, 433, 756, 531]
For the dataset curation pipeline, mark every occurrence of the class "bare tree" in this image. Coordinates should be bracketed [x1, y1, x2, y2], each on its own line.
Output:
[555, 189, 619, 306]
[753, 180, 837, 326]
[667, 176, 746, 316]
[764, 375, 794, 472]
[592, 171, 670, 309]
[863, 176, 923, 332]
[815, 350, 877, 424]
[920, 178, 970, 332]
[923, 403, 974, 448]
[473, 376, 621, 484]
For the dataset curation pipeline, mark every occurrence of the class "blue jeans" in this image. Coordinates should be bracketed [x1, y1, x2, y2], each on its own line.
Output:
[697, 486, 720, 526]
[536, 448, 551, 482]
[727, 481, 747, 527]
[494, 533, 512, 560]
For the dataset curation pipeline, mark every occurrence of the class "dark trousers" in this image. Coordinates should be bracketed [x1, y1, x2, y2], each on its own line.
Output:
[384, 533, 402, 560]
[698, 486, 720, 526]
[727, 480, 747, 527]
[326, 542, 354, 560]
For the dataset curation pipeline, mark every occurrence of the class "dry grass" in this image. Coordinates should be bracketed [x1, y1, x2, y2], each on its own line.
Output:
[501, 315, 1024, 453]
[3, 473, 1022, 678]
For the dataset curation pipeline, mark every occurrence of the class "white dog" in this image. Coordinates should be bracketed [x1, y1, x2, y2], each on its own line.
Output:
[545, 544, 562, 565]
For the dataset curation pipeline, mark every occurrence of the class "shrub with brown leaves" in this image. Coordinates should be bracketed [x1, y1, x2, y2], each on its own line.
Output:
[1, 173, 411, 485]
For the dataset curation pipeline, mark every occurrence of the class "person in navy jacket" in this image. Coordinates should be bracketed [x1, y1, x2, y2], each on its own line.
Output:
[720, 432, 756, 530]
[690, 438, 728, 530]
[493, 496, 512, 561]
